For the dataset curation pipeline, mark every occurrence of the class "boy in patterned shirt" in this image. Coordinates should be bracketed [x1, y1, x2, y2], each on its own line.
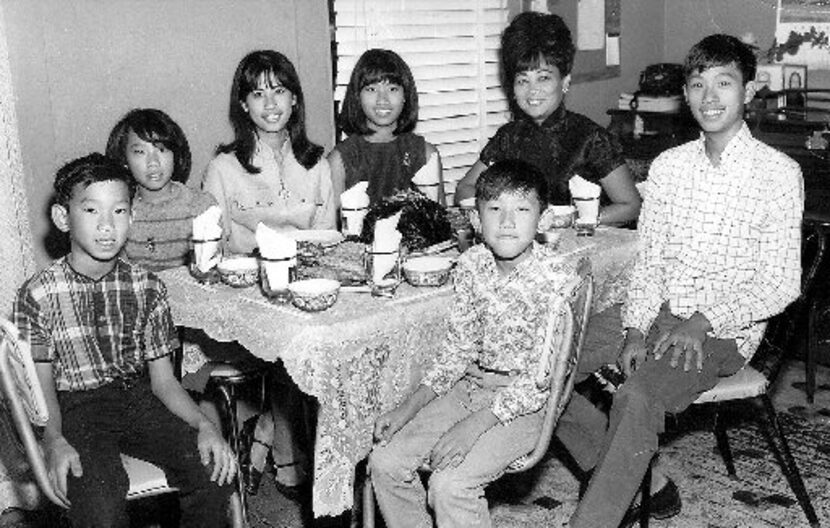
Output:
[13, 154, 236, 527]
[565, 35, 803, 528]
[369, 159, 581, 528]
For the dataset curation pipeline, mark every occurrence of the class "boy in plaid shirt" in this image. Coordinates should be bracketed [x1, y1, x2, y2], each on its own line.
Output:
[14, 153, 236, 527]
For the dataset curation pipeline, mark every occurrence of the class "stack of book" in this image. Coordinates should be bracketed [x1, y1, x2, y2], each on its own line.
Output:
[618, 93, 683, 113]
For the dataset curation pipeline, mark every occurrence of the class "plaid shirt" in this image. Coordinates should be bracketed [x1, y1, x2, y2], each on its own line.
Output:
[13, 257, 177, 391]
[421, 242, 579, 423]
[622, 124, 803, 359]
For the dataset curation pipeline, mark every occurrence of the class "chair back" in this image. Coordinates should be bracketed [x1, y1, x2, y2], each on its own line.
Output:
[0, 317, 63, 506]
[507, 263, 594, 472]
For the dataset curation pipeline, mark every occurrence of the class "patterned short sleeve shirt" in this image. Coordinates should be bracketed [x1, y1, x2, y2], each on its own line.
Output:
[13, 258, 178, 391]
[420, 243, 579, 423]
[480, 105, 626, 205]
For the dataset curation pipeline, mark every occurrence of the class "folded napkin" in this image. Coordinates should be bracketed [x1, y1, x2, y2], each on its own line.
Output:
[371, 211, 403, 282]
[192, 206, 223, 273]
[340, 181, 370, 236]
[255, 223, 297, 290]
[411, 153, 441, 201]
[569, 174, 601, 198]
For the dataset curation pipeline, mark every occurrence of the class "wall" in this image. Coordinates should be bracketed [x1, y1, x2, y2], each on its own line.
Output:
[3, 0, 333, 266]
[565, 0, 665, 126]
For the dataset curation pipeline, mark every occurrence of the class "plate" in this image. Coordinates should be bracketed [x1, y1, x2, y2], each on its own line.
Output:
[288, 229, 344, 247]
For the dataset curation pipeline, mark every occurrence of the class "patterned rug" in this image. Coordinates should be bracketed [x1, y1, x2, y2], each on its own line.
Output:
[488, 403, 830, 528]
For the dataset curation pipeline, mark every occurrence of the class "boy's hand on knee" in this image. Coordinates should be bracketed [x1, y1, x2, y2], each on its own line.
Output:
[197, 421, 237, 486]
[429, 411, 497, 471]
[374, 408, 409, 446]
[618, 329, 647, 377]
[653, 312, 711, 372]
[44, 435, 82, 508]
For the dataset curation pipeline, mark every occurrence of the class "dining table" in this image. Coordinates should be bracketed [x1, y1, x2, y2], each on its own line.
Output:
[157, 226, 640, 518]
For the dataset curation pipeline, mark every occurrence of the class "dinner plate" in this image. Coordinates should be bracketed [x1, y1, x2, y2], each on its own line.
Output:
[288, 229, 344, 247]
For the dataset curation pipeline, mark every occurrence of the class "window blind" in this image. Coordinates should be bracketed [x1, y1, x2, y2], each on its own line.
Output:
[332, 0, 510, 201]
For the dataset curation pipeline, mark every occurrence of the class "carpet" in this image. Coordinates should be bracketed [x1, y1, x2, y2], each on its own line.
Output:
[487, 403, 830, 528]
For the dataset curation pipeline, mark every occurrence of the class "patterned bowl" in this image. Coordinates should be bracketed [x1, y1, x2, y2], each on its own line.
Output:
[403, 256, 454, 287]
[289, 278, 341, 312]
[544, 205, 576, 229]
[217, 256, 259, 288]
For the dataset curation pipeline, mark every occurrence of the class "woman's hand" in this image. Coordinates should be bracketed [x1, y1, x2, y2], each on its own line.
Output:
[373, 407, 413, 446]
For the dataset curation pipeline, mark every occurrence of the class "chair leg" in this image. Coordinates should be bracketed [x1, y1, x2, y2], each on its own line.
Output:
[807, 298, 819, 404]
[712, 404, 736, 477]
[215, 383, 249, 524]
[639, 459, 652, 528]
[758, 395, 820, 528]
[363, 463, 376, 528]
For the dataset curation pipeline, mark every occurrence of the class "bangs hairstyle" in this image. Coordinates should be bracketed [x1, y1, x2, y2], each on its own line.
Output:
[501, 12, 575, 116]
[683, 34, 757, 85]
[54, 153, 135, 209]
[475, 159, 548, 209]
[105, 108, 192, 184]
[339, 48, 419, 136]
[218, 50, 323, 172]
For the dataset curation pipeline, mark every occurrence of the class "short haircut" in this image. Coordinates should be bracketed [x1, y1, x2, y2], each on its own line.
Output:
[54, 153, 135, 209]
[218, 50, 323, 172]
[339, 48, 419, 136]
[475, 159, 548, 209]
[105, 108, 192, 183]
[501, 12, 575, 115]
[683, 34, 757, 85]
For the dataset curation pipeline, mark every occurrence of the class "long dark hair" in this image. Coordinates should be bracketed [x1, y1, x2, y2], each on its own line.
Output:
[217, 50, 323, 172]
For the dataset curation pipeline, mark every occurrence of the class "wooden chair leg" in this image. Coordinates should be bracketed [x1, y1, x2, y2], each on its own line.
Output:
[712, 404, 736, 477]
[639, 459, 652, 528]
[759, 395, 820, 528]
[363, 463, 376, 528]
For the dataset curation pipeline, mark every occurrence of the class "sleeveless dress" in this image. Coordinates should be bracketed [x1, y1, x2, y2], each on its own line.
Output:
[336, 132, 427, 204]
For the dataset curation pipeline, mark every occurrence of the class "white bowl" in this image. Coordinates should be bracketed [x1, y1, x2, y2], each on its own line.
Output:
[288, 278, 341, 312]
[544, 205, 576, 229]
[217, 257, 259, 288]
[287, 229, 344, 248]
[403, 256, 454, 287]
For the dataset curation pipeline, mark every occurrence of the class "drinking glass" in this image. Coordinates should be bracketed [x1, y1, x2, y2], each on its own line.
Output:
[572, 196, 600, 237]
[259, 255, 297, 303]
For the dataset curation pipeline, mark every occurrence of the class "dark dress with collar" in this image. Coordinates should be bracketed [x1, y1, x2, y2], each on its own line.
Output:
[480, 105, 626, 205]
[337, 132, 427, 204]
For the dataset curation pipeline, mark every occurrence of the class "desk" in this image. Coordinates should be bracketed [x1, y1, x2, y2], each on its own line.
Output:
[158, 227, 639, 517]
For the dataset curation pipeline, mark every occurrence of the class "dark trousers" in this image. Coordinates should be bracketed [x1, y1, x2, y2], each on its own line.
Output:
[562, 303, 746, 527]
[58, 377, 232, 528]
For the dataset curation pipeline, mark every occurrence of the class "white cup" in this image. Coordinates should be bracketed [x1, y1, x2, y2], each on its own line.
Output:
[259, 256, 296, 302]
[191, 238, 221, 273]
[341, 207, 368, 237]
[572, 196, 600, 236]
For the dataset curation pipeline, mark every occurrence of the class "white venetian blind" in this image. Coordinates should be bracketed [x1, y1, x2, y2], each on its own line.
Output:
[332, 0, 510, 200]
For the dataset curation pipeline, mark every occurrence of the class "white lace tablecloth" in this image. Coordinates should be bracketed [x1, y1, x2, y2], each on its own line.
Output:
[158, 227, 639, 517]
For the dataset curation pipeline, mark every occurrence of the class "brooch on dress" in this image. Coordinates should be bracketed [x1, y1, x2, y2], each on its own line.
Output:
[402, 152, 411, 168]
[145, 237, 156, 253]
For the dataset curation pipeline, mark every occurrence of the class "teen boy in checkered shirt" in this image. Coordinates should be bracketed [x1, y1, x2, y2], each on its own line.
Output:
[564, 35, 803, 527]
[13, 154, 236, 527]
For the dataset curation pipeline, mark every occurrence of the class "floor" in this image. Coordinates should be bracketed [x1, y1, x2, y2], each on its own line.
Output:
[2, 359, 828, 528]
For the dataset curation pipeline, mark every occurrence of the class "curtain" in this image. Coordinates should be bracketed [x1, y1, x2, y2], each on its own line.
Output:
[0, 3, 42, 513]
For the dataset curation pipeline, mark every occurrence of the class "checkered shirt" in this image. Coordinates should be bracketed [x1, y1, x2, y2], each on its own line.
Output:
[622, 124, 803, 359]
[13, 257, 178, 391]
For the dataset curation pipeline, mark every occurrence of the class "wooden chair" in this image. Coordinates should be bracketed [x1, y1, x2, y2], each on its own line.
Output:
[802, 209, 830, 403]
[362, 266, 594, 528]
[637, 364, 820, 528]
[0, 317, 245, 527]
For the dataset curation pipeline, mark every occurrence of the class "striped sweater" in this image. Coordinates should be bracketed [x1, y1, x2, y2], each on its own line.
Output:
[125, 182, 217, 272]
